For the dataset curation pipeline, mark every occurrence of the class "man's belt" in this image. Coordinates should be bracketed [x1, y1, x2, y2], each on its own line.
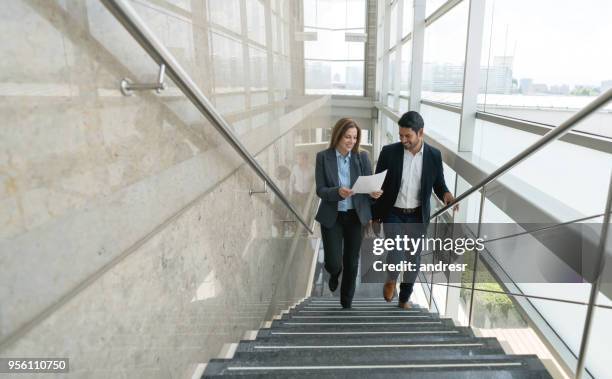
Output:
[393, 206, 421, 214]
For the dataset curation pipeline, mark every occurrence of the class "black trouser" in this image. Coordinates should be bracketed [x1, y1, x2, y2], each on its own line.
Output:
[320, 210, 362, 306]
[383, 207, 425, 303]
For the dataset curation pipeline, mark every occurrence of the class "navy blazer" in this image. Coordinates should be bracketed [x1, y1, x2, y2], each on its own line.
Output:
[315, 148, 373, 228]
[373, 142, 449, 224]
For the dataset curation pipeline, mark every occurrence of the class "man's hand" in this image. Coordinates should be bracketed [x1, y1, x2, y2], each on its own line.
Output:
[370, 190, 383, 199]
[443, 192, 459, 212]
[338, 187, 354, 199]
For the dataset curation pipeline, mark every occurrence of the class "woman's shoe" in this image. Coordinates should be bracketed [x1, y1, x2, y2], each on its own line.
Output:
[328, 274, 339, 292]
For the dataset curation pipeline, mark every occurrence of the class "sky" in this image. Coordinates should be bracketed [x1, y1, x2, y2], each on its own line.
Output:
[428, 0, 612, 87]
[303, 0, 612, 88]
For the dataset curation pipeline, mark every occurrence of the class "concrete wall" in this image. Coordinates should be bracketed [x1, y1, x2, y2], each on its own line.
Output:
[0, 0, 331, 377]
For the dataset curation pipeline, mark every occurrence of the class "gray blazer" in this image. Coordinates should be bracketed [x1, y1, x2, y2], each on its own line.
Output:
[315, 148, 373, 228]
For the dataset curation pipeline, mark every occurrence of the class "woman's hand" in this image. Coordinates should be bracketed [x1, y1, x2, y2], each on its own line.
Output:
[370, 190, 383, 199]
[338, 187, 354, 199]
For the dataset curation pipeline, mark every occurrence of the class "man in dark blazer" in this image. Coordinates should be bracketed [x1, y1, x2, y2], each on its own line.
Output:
[373, 111, 456, 308]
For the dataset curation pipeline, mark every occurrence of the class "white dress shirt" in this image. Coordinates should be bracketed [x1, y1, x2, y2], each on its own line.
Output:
[393, 142, 424, 209]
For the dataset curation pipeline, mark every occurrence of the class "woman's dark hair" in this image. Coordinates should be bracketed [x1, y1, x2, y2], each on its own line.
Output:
[328, 118, 361, 153]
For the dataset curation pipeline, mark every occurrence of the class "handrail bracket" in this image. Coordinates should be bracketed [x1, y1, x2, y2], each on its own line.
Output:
[120, 63, 166, 96]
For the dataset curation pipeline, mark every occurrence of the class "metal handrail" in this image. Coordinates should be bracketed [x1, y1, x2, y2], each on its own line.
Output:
[430, 87, 612, 220]
[100, 0, 313, 234]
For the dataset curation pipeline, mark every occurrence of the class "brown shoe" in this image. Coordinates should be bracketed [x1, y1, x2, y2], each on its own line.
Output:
[398, 301, 412, 309]
[383, 280, 396, 302]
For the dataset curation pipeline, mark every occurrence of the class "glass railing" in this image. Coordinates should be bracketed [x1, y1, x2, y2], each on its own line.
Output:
[419, 93, 612, 377]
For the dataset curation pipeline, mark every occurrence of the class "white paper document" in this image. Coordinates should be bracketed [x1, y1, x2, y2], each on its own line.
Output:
[351, 170, 387, 194]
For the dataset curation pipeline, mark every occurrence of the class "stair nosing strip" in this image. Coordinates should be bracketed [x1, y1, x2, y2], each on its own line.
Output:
[225, 362, 523, 371]
[291, 315, 431, 318]
[281, 321, 442, 325]
[297, 310, 422, 313]
[269, 331, 460, 335]
[252, 343, 485, 349]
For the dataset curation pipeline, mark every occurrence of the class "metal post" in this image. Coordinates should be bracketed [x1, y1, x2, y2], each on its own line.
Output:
[444, 206, 456, 316]
[408, 0, 425, 112]
[249, 180, 268, 196]
[468, 185, 486, 326]
[457, 0, 485, 152]
[429, 215, 439, 310]
[576, 174, 612, 378]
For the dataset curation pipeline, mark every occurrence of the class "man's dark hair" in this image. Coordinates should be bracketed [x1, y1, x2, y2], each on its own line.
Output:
[398, 111, 424, 133]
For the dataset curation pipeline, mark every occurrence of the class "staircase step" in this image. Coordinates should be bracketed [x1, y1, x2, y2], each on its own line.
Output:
[228, 348, 515, 365]
[203, 355, 552, 378]
[256, 325, 474, 339]
[288, 306, 438, 316]
[297, 299, 423, 307]
[237, 337, 502, 353]
[247, 332, 482, 346]
[268, 318, 456, 332]
[281, 314, 438, 323]
[203, 297, 551, 378]
[257, 325, 473, 339]
[234, 340, 504, 360]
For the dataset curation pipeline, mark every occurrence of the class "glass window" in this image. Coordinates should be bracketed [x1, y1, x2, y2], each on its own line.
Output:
[472, 118, 612, 217]
[273, 54, 291, 91]
[386, 94, 395, 108]
[400, 40, 412, 97]
[304, 0, 365, 29]
[210, 32, 244, 92]
[421, 1, 468, 105]
[215, 94, 246, 114]
[208, 0, 241, 34]
[389, 1, 398, 48]
[420, 104, 460, 148]
[271, 15, 279, 53]
[305, 61, 364, 95]
[249, 46, 267, 90]
[399, 97, 409, 112]
[402, 0, 414, 37]
[251, 92, 269, 107]
[303, 0, 367, 95]
[246, 0, 266, 45]
[387, 50, 397, 96]
[478, 0, 612, 138]
[383, 115, 398, 144]
[304, 29, 365, 61]
[425, 0, 447, 18]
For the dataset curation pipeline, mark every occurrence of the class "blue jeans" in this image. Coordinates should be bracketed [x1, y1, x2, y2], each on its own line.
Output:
[383, 208, 425, 302]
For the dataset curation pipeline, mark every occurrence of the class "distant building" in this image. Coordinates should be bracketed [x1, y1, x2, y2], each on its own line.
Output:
[549, 84, 570, 95]
[481, 56, 513, 94]
[602, 80, 612, 92]
[520, 78, 533, 94]
[531, 83, 549, 93]
[305, 62, 331, 89]
[422, 62, 464, 93]
[345, 66, 363, 90]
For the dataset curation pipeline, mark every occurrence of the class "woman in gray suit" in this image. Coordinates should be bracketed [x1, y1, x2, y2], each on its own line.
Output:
[315, 118, 382, 308]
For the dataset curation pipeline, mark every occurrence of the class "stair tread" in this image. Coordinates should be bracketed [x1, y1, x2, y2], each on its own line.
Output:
[211, 353, 541, 365]
[257, 326, 474, 338]
[245, 334, 493, 345]
[230, 346, 506, 361]
[203, 297, 551, 379]
[203, 355, 551, 378]
[238, 336, 502, 350]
